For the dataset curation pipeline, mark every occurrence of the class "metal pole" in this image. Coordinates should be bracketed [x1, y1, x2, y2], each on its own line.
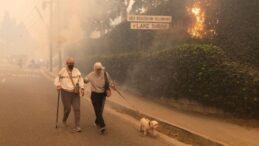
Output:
[138, 26, 141, 50]
[55, 90, 61, 128]
[49, 0, 53, 72]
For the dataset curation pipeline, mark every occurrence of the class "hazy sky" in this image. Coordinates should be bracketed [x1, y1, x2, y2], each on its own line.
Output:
[0, 0, 34, 22]
[0, 0, 130, 58]
[0, 0, 46, 35]
[0, 0, 86, 58]
[0, 0, 50, 55]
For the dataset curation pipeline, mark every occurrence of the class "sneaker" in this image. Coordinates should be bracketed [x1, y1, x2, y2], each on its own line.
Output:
[93, 122, 100, 128]
[73, 127, 82, 132]
[99, 127, 107, 135]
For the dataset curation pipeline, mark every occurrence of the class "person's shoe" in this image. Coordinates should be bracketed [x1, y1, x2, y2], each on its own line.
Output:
[93, 122, 100, 128]
[73, 127, 82, 132]
[99, 127, 107, 135]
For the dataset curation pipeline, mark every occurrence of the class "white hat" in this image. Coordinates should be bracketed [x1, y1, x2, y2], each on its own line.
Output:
[66, 57, 75, 64]
[94, 62, 105, 70]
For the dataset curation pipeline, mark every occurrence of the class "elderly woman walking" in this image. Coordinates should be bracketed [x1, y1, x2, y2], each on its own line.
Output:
[54, 57, 84, 132]
[84, 62, 114, 135]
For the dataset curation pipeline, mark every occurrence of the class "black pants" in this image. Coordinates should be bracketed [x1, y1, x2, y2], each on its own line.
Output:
[91, 92, 106, 128]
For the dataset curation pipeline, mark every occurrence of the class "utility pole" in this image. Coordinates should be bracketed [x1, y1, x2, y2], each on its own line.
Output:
[57, 0, 62, 70]
[42, 0, 53, 72]
[49, 1, 53, 72]
[154, 0, 159, 7]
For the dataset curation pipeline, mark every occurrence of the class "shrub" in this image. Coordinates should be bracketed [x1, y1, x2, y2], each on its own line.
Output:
[79, 44, 259, 118]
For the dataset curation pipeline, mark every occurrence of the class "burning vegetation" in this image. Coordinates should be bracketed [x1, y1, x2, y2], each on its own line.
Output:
[188, 0, 205, 38]
[187, 0, 215, 39]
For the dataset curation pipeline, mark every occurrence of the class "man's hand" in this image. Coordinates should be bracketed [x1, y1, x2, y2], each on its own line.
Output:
[56, 85, 62, 92]
[84, 79, 89, 84]
[80, 88, 85, 97]
[111, 80, 117, 90]
[111, 85, 116, 90]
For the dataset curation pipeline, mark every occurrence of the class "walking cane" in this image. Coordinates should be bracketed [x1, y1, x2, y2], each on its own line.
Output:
[55, 90, 61, 129]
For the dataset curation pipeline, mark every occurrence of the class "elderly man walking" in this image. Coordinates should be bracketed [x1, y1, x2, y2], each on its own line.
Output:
[84, 62, 114, 135]
[54, 57, 84, 132]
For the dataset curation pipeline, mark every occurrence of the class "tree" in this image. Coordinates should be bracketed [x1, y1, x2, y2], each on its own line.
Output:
[209, 0, 259, 67]
[0, 11, 35, 56]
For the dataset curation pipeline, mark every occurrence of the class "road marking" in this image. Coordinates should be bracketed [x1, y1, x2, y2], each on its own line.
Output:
[11, 74, 17, 77]
[1, 78, 6, 83]
[0, 72, 42, 78]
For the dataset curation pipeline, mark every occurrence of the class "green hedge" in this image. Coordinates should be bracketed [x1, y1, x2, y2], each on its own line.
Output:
[78, 44, 259, 118]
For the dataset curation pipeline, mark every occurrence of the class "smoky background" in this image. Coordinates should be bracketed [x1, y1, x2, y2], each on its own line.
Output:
[0, 0, 258, 118]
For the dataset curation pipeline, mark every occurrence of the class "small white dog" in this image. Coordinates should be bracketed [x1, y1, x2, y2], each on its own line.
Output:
[139, 117, 159, 136]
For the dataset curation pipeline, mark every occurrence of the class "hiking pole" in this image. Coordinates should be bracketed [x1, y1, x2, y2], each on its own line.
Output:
[112, 82, 139, 112]
[113, 87, 142, 115]
[113, 87, 127, 101]
[55, 90, 61, 129]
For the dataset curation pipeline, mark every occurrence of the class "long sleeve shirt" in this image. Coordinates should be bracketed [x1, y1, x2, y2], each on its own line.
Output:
[84, 71, 114, 93]
[54, 67, 84, 92]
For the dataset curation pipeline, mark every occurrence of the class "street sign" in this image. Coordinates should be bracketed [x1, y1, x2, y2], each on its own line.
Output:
[127, 15, 172, 23]
[130, 22, 170, 30]
[127, 15, 172, 30]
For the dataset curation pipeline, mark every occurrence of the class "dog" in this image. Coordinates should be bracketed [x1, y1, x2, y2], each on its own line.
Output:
[139, 117, 159, 136]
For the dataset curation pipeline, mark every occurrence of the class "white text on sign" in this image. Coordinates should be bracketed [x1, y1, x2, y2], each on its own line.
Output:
[130, 23, 170, 30]
[127, 15, 172, 23]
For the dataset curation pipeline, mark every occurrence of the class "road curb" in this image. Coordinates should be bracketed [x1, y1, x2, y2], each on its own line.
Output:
[106, 100, 228, 146]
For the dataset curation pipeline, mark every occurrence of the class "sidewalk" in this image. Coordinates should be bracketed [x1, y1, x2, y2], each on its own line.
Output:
[45, 69, 259, 146]
[104, 87, 259, 146]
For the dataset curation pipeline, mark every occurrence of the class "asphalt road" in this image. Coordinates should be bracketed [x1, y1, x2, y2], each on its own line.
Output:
[0, 66, 174, 146]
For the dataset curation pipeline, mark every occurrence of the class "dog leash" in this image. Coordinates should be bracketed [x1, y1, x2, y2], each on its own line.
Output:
[113, 87, 141, 115]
